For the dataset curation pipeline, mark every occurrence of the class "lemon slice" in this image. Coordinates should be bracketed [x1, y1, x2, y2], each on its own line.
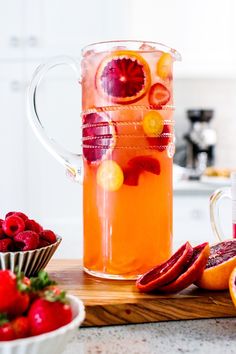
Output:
[97, 160, 124, 192]
[143, 111, 164, 137]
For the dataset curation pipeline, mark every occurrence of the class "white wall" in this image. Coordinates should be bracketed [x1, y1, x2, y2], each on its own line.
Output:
[0, 0, 235, 259]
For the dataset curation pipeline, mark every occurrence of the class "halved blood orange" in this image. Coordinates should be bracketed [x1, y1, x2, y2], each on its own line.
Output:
[158, 242, 210, 293]
[195, 239, 236, 290]
[229, 266, 236, 307]
[148, 83, 170, 108]
[82, 112, 116, 163]
[96, 50, 151, 104]
[136, 242, 193, 292]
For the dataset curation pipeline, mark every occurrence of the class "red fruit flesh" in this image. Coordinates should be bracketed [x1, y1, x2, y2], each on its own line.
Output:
[158, 242, 210, 293]
[0, 219, 4, 239]
[147, 124, 172, 151]
[2, 215, 25, 237]
[99, 57, 147, 102]
[0, 238, 14, 252]
[136, 242, 193, 292]
[14, 231, 39, 251]
[205, 240, 236, 268]
[28, 298, 73, 336]
[82, 113, 115, 162]
[148, 83, 170, 107]
[123, 156, 160, 186]
[40, 230, 57, 244]
[25, 219, 43, 233]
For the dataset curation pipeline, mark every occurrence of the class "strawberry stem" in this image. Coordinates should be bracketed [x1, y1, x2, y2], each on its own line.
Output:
[30, 270, 57, 291]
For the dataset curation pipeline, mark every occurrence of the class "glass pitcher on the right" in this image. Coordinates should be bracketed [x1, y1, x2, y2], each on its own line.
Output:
[210, 172, 236, 240]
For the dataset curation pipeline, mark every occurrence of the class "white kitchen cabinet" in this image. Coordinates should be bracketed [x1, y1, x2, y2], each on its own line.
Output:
[0, 0, 24, 59]
[0, 63, 26, 214]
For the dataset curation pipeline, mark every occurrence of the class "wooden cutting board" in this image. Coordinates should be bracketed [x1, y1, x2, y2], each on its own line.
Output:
[46, 259, 236, 327]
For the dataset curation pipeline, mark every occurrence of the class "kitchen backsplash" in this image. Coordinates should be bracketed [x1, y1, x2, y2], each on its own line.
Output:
[174, 78, 236, 168]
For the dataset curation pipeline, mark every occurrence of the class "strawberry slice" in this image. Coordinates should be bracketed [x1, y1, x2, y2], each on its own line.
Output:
[123, 156, 160, 186]
[148, 83, 170, 108]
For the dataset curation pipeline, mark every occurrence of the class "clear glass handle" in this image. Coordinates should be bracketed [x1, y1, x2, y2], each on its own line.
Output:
[27, 56, 83, 183]
[210, 187, 231, 241]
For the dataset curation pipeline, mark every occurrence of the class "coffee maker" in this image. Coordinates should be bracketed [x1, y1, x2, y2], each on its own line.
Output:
[184, 109, 217, 175]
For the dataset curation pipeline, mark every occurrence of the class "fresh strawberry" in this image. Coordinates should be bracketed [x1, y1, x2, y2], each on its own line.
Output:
[0, 315, 15, 341]
[123, 167, 140, 186]
[0, 271, 19, 313]
[14, 231, 39, 251]
[39, 230, 57, 244]
[28, 291, 73, 336]
[11, 316, 29, 339]
[25, 219, 43, 234]
[0, 270, 30, 315]
[2, 215, 25, 238]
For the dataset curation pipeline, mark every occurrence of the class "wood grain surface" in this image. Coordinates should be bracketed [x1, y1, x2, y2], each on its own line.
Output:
[46, 259, 236, 327]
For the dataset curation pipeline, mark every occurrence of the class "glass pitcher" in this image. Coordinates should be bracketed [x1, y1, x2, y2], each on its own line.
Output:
[27, 40, 181, 279]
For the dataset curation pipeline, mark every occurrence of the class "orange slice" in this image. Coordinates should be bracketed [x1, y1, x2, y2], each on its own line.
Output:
[156, 52, 172, 80]
[229, 266, 236, 307]
[195, 239, 236, 290]
[96, 50, 151, 104]
[143, 111, 164, 137]
[97, 160, 124, 192]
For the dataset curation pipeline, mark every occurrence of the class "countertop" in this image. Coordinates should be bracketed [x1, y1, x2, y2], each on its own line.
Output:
[62, 318, 236, 354]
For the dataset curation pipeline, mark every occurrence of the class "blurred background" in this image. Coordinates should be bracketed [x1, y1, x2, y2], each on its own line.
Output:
[0, 0, 235, 257]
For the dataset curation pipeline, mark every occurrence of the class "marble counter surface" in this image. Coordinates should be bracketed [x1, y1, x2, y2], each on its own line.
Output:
[62, 318, 236, 354]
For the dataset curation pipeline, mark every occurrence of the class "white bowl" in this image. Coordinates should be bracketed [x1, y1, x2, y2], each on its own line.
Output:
[0, 294, 85, 354]
[0, 236, 62, 276]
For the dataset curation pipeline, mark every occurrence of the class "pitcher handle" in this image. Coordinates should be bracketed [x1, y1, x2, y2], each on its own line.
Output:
[210, 187, 231, 241]
[27, 56, 83, 183]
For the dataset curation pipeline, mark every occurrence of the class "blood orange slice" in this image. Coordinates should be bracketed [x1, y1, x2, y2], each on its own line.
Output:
[195, 239, 236, 290]
[148, 83, 170, 108]
[136, 242, 193, 292]
[123, 156, 160, 186]
[158, 242, 210, 293]
[82, 113, 116, 163]
[96, 51, 151, 104]
[229, 266, 236, 307]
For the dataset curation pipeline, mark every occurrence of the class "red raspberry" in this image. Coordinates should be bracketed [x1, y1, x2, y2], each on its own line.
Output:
[0, 238, 14, 252]
[14, 231, 39, 251]
[0, 220, 5, 239]
[25, 219, 43, 233]
[2, 215, 25, 237]
[38, 239, 50, 249]
[5, 212, 28, 222]
[40, 230, 57, 244]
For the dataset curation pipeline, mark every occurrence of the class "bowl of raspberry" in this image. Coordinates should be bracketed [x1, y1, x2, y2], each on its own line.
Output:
[0, 212, 61, 276]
